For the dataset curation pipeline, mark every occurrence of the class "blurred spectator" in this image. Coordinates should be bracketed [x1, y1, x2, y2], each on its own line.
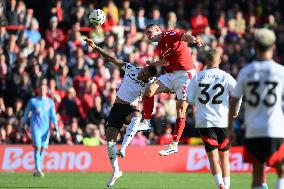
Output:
[55, 65, 73, 91]
[158, 125, 174, 145]
[0, 27, 9, 47]
[0, 3, 8, 26]
[166, 12, 178, 30]
[149, 7, 165, 28]
[264, 14, 277, 31]
[119, 8, 135, 34]
[87, 95, 104, 125]
[16, 72, 34, 103]
[83, 124, 105, 146]
[6, 34, 19, 66]
[136, 7, 147, 32]
[163, 94, 177, 125]
[130, 131, 147, 146]
[199, 26, 216, 45]
[233, 11, 246, 35]
[190, 7, 209, 33]
[69, 0, 88, 26]
[69, 118, 83, 144]
[23, 18, 41, 44]
[45, 16, 65, 50]
[24, 9, 34, 28]
[103, 1, 119, 25]
[6, 0, 18, 25]
[90, 26, 105, 44]
[59, 87, 80, 123]
[225, 19, 239, 43]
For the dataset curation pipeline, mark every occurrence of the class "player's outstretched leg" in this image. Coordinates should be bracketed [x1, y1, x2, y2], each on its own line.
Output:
[118, 114, 141, 158]
[158, 100, 187, 156]
[107, 141, 122, 187]
[106, 127, 121, 187]
[142, 80, 167, 131]
[140, 96, 154, 131]
[33, 146, 44, 177]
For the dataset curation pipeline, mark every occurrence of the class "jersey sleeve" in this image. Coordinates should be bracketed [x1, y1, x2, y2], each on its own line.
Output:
[231, 69, 246, 98]
[49, 99, 58, 126]
[23, 100, 32, 125]
[186, 75, 197, 104]
[121, 63, 135, 74]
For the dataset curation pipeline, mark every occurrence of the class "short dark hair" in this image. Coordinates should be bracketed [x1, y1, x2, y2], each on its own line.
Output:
[255, 42, 273, 53]
[205, 49, 219, 63]
[147, 65, 158, 77]
[145, 24, 159, 30]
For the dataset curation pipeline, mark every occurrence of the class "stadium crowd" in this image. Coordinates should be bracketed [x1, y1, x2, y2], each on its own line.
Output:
[0, 0, 284, 146]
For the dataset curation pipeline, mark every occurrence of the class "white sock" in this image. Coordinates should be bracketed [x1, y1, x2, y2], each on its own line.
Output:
[121, 117, 141, 151]
[276, 178, 284, 189]
[223, 177, 230, 189]
[107, 142, 119, 172]
[214, 173, 224, 186]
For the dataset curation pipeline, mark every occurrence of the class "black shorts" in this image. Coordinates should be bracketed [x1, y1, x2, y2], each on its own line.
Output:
[199, 128, 230, 152]
[244, 138, 284, 167]
[105, 103, 138, 130]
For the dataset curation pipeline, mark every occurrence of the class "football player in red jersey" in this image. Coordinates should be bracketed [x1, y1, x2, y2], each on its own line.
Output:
[142, 23, 204, 156]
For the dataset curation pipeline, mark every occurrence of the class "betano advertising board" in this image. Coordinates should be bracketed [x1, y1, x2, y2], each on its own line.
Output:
[0, 145, 274, 172]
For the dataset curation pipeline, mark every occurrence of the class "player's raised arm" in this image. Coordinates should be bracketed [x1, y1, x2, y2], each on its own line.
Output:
[181, 34, 204, 47]
[84, 38, 124, 68]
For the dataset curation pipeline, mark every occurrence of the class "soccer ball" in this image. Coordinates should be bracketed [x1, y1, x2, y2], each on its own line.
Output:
[89, 9, 106, 26]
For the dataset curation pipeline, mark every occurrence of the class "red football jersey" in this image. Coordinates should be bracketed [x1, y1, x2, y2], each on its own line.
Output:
[157, 30, 194, 72]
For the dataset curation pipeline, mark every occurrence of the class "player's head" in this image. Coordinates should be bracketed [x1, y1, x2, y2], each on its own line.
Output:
[254, 28, 276, 57]
[39, 81, 48, 97]
[138, 65, 157, 81]
[204, 49, 221, 68]
[144, 24, 162, 42]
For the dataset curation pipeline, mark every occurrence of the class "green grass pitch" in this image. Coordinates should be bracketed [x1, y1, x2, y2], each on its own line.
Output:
[0, 172, 277, 189]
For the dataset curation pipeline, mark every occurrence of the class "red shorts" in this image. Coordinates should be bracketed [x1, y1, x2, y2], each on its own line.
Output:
[244, 138, 284, 167]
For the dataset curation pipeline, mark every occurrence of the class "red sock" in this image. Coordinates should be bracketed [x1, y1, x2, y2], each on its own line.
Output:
[143, 96, 154, 119]
[173, 117, 186, 142]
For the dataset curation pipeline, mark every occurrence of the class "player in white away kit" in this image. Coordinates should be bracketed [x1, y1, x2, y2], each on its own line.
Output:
[187, 49, 241, 189]
[84, 38, 157, 187]
[229, 29, 284, 189]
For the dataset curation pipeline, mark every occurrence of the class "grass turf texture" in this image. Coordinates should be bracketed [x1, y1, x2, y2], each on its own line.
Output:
[0, 172, 277, 189]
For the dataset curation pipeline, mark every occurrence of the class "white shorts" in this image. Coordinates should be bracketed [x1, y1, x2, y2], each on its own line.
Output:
[158, 69, 196, 100]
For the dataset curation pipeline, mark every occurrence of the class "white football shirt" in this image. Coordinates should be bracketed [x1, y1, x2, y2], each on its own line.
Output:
[187, 68, 237, 128]
[232, 60, 284, 138]
[116, 63, 153, 106]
